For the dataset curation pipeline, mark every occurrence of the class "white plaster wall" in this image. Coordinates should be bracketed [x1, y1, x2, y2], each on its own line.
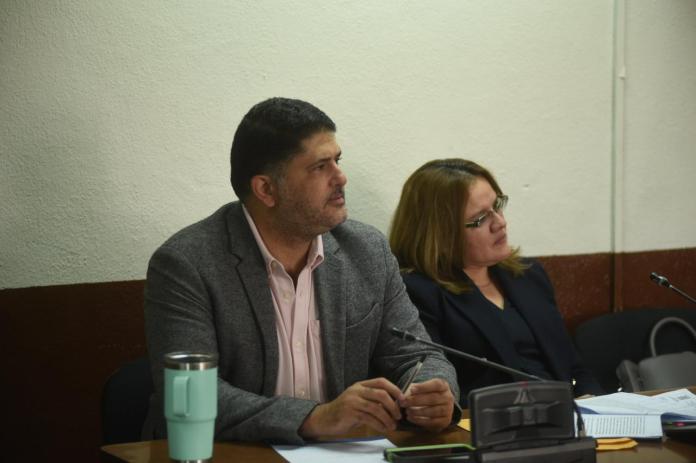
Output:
[0, 0, 690, 289]
[620, 0, 696, 252]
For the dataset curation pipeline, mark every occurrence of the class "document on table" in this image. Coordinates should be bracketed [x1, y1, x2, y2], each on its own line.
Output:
[648, 388, 696, 420]
[578, 388, 696, 421]
[573, 388, 696, 438]
[577, 413, 663, 439]
[272, 437, 393, 463]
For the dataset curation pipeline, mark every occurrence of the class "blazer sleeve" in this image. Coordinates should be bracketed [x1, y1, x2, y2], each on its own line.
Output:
[144, 244, 317, 444]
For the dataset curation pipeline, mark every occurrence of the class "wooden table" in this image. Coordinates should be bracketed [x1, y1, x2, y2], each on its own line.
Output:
[101, 422, 696, 463]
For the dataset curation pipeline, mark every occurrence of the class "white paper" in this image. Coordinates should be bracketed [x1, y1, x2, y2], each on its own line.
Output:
[650, 389, 696, 420]
[577, 392, 665, 415]
[578, 389, 696, 421]
[578, 413, 663, 439]
[272, 437, 393, 463]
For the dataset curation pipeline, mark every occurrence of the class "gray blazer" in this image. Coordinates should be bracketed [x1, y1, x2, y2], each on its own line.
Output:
[143, 202, 459, 444]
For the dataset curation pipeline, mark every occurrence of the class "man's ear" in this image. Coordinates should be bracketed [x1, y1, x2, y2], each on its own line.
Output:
[250, 174, 278, 208]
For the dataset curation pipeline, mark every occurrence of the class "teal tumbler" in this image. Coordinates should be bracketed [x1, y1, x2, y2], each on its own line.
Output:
[164, 352, 218, 463]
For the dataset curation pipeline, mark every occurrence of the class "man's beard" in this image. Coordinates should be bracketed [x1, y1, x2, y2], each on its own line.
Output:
[274, 187, 347, 241]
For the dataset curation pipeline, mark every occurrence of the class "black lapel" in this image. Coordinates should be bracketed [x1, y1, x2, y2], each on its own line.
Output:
[493, 265, 562, 377]
[446, 272, 523, 369]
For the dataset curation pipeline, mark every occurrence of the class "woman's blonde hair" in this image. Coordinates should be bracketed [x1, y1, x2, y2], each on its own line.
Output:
[389, 158, 527, 294]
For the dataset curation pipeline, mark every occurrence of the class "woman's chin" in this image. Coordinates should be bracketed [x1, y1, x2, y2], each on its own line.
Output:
[498, 246, 513, 261]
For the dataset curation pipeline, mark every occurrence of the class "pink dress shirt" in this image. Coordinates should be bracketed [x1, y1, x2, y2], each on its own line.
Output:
[243, 206, 327, 402]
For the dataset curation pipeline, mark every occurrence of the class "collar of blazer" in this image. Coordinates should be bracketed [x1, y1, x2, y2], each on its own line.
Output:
[450, 263, 564, 379]
[224, 201, 349, 398]
[443, 265, 548, 372]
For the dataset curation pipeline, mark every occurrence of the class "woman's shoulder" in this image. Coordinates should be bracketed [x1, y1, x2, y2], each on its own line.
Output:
[400, 271, 453, 317]
[402, 270, 438, 288]
[401, 271, 449, 298]
[521, 258, 552, 284]
[496, 257, 547, 279]
[496, 258, 555, 296]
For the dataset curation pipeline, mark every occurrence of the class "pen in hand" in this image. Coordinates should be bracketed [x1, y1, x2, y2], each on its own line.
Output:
[400, 354, 464, 415]
[401, 354, 427, 395]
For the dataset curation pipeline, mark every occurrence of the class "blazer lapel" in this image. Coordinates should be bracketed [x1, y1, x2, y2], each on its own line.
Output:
[226, 203, 279, 396]
[494, 266, 560, 376]
[314, 232, 346, 399]
[446, 277, 524, 370]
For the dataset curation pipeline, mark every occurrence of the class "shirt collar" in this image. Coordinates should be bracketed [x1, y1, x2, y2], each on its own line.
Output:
[242, 204, 324, 273]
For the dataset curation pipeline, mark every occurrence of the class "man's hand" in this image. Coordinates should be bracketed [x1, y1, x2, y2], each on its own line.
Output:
[400, 378, 455, 432]
[299, 377, 404, 438]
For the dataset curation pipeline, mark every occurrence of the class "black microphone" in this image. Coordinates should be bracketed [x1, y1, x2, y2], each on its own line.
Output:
[390, 327, 543, 381]
[650, 272, 696, 305]
[390, 326, 587, 437]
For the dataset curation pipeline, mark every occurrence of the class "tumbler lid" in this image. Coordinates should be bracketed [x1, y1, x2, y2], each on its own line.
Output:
[164, 352, 218, 370]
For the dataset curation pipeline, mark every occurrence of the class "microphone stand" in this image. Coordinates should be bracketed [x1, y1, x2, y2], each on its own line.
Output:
[390, 327, 588, 437]
[650, 272, 696, 305]
[391, 327, 544, 381]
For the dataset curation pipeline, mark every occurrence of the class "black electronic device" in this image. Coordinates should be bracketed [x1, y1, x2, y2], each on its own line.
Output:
[469, 381, 574, 448]
[389, 327, 587, 435]
[390, 327, 596, 463]
[474, 437, 596, 463]
[469, 382, 595, 463]
[663, 420, 696, 443]
[384, 443, 474, 462]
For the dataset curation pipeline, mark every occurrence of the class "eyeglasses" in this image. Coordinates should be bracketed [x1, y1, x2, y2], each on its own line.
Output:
[464, 195, 508, 228]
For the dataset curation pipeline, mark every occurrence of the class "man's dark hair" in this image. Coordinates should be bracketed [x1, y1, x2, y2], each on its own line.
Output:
[230, 97, 336, 200]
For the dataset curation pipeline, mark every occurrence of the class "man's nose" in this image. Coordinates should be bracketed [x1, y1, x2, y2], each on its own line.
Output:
[333, 164, 348, 187]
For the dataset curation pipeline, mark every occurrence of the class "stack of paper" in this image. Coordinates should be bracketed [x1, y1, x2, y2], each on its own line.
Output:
[576, 388, 696, 439]
[575, 413, 662, 439]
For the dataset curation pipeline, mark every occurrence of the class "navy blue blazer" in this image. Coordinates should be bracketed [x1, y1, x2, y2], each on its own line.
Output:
[403, 261, 603, 405]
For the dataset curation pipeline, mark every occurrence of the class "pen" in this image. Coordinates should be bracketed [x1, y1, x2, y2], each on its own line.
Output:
[400, 354, 464, 415]
[401, 354, 427, 394]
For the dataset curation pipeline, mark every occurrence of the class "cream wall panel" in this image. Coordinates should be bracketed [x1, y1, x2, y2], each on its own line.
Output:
[621, 0, 696, 252]
[0, 0, 662, 289]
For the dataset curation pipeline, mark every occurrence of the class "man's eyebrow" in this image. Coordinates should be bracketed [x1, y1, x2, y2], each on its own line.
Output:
[307, 150, 342, 168]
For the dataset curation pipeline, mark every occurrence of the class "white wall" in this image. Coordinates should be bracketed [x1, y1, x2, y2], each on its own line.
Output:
[620, 0, 696, 252]
[1, 1, 694, 289]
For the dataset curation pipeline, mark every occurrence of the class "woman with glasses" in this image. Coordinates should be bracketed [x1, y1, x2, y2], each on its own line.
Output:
[389, 158, 603, 405]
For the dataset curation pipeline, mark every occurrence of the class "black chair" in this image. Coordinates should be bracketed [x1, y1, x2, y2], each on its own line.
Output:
[574, 308, 696, 393]
[101, 356, 153, 445]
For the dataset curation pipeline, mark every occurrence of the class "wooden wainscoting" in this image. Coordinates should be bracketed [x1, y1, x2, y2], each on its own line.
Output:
[1, 247, 694, 461]
[0, 280, 146, 462]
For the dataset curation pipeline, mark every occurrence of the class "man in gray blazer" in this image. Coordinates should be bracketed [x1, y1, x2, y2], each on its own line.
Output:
[144, 97, 459, 444]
